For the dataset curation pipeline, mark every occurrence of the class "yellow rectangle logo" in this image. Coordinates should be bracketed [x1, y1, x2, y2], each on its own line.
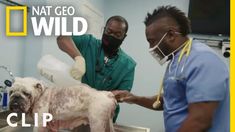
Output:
[6, 6, 27, 36]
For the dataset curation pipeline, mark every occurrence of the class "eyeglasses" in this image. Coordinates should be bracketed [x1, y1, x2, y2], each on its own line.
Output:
[104, 27, 126, 39]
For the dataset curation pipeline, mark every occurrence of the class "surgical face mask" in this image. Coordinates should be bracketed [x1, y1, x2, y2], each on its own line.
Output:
[102, 34, 123, 57]
[149, 32, 182, 65]
[149, 32, 169, 65]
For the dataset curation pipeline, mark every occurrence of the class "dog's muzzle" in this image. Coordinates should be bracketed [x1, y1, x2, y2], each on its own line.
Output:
[9, 95, 26, 113]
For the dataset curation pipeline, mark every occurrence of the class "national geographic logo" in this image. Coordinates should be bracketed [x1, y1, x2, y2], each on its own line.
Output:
[6, 6, 27, 36]
[5, 6, 88, 37]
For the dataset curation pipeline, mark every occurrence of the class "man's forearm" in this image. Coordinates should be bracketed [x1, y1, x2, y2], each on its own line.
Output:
[178, 115, 211, 132]
[57, 36, 81, 59]
[134, 95, 163, 110]
[178, 102, 218, 132]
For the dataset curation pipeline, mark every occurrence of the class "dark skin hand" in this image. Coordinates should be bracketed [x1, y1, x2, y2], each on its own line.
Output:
[112, 90, 163, 110]
[178, 101, 219, 132]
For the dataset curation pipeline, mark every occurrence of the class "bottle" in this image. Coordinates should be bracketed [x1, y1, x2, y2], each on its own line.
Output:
[37, 54, 81, 87]
[0, 91, 2, 110]
[2, 88, 8, 110]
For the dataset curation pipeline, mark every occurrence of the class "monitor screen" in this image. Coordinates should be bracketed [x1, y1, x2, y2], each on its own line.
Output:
[188, 0, 230, 36]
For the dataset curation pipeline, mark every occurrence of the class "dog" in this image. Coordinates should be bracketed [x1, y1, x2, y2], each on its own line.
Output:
[9, 77, 117, 132]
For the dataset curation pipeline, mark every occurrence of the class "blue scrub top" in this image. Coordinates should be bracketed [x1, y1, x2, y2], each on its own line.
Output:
[163, 40, 230, 132]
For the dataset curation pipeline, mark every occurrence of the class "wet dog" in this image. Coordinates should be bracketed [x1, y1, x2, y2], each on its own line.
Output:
[9, 77, 116, 132]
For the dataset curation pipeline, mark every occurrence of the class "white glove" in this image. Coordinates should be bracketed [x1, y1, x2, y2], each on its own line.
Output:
[70, 56, 86, 81]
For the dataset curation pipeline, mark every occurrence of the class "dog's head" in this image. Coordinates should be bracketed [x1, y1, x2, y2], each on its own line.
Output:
[9, 77, 45, 113]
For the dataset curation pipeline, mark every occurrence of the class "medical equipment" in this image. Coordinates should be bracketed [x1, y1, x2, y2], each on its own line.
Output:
[37, 54, 81, 87]
[222, 41, 230, 58]
[0, 66, 15, 110]
[153, 39, 192, 109]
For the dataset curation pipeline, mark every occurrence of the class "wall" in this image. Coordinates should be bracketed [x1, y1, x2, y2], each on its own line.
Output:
[21, 0, 46, 77]
[0, 2, 26, 77]
[22, 0, 105, 78]
[104, 0, 189, 131]
[0, 0, 105, 76]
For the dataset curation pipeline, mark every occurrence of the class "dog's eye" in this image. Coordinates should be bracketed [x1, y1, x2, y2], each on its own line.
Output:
[9, 91, 13, 95]
[23, 91, 31, 98]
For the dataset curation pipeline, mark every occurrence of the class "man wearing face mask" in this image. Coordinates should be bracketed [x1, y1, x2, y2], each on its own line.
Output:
[113, 6, 229, 132]
[57, 15, 136, 123]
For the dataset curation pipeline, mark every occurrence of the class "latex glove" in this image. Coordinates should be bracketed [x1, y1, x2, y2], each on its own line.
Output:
[70, 56, 86, 81]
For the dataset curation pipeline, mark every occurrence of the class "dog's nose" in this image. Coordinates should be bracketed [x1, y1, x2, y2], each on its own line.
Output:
[9, 102, 20, 111]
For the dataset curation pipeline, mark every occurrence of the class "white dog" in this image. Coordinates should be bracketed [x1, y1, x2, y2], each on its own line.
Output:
[9, 77, 117, 132]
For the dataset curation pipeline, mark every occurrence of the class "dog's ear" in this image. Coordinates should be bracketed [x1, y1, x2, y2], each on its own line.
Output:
[34, 83, 43, 92]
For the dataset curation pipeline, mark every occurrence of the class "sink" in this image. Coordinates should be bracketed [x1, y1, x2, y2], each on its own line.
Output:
[0, 111, 150, 132]
[0, 126, 34, 132]
[0, 110, 69, 132]
[0, 124, 150, 132]
[0, 111, 67, 132]
[0, 110, 35, 132]
[0, 110, 22, 128]
[114, 124, 150, 132]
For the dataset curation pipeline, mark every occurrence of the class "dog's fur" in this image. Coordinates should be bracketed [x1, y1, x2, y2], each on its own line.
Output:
[9, 77, 116, 132]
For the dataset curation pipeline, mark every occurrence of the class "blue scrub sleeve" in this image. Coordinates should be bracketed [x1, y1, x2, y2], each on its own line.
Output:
[186, 53, 229, 103]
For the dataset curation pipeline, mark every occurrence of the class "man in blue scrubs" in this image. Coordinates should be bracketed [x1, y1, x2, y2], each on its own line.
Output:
[113, 6, 229, 132]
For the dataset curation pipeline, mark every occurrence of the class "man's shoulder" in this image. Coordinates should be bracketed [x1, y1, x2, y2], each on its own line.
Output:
[190, 40, 221, 60]
[72, 34, 101, 44]
[188, 40, 228, 71]
[118, 49, 137, 69]
[72, 34, 101, 50]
